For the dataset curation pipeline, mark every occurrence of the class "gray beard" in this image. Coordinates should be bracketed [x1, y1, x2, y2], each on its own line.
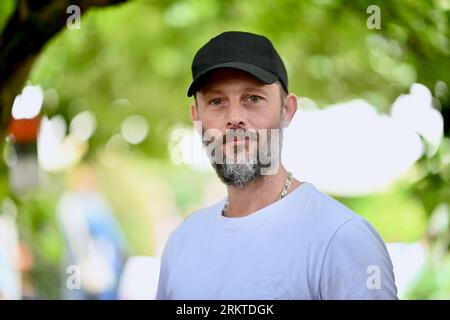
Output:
[207, 126, 283, 187]
[212, 161, 261, 187]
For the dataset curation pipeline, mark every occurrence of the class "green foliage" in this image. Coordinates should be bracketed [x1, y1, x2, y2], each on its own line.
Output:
[406, 255, 450, 299]
[28, 0, 449, 157]
[338, 182, 428, 242]
[1, 0, 449, 299]
[0, 0, 15, 31]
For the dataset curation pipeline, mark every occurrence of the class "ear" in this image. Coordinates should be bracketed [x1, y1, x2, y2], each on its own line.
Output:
[190, 102, 198, 122]
[191, 101, 204, 136]
[282, 93, 298, 128]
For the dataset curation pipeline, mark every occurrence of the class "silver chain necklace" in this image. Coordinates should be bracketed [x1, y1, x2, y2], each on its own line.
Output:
[221, 171, 294, 216]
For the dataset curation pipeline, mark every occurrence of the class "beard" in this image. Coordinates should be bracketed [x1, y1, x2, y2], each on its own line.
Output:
[202, 117, 284, 187]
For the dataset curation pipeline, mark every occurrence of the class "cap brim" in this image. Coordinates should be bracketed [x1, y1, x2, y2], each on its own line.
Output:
[187, 61, 279, 97]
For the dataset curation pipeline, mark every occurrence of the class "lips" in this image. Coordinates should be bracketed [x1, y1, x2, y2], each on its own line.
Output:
[225, 136, 249, 144]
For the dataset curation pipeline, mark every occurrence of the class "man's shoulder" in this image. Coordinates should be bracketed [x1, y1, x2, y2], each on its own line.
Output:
[302, 184, 389, 260]
[168, 199, 224, 241]
[291, 182, 389, 253]
[298, 182, 359, 227]
[185, 200, 224, 225]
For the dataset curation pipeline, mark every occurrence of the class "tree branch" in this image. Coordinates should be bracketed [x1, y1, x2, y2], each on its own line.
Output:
[0, 0, 128, 136]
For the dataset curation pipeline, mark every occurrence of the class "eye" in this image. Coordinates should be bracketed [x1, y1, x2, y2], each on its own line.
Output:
[209, 98, 223, 106]
[248, 95, 262, 103]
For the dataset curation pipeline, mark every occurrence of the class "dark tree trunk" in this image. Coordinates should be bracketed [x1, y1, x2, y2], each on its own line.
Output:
[0, 0, 128, 136]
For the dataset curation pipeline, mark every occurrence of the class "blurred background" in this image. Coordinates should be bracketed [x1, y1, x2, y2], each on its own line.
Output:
[0, 0, 449, 299]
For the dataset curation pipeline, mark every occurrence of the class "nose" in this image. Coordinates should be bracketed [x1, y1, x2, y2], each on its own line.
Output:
[226, 100, 246, 129]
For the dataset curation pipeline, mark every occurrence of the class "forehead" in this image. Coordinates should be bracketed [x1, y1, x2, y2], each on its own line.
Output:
[198, 68, 276, 94]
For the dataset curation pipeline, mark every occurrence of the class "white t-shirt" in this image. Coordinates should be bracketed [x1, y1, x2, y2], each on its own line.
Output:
[156, 182, 398, 300]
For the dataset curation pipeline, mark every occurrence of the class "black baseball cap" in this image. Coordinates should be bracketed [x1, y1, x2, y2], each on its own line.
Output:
[187, 31, 288, 97]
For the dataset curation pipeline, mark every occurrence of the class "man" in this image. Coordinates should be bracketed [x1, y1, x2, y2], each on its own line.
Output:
[156, 31, 397, 300]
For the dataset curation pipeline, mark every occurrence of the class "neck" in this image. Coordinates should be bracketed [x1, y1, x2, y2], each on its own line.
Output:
[224, 165, 302, 218]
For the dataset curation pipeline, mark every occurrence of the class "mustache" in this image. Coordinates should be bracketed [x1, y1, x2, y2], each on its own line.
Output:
[223, 129, 258, 144]
[203, 128, 259, 146]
